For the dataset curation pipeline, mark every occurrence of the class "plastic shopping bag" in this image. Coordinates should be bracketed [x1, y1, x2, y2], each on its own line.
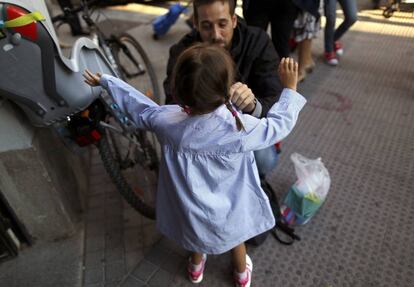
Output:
[282, 153, 331, 225]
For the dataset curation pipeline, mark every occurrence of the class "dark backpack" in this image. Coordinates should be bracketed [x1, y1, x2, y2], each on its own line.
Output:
[246, 179, 301, 246]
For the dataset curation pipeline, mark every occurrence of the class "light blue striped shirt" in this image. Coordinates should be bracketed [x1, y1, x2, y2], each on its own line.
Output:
[100, 75, 306, 254]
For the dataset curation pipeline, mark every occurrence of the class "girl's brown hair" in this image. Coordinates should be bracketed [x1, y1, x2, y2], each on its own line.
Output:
[172, 43, 244, 131]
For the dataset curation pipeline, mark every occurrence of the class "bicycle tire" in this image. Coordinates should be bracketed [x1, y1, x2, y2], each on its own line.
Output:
[97, 125, 157, 219]
[111, 33, 161, 160]
[113, 33, 161, 104]
[97, 33, 161, 220]
[111, 32, 162, 169]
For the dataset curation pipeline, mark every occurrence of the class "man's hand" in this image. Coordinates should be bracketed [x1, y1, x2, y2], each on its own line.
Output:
[83, 69, 102, 87]
[278, 57, 298, 91]
[229, 82, 256, 113]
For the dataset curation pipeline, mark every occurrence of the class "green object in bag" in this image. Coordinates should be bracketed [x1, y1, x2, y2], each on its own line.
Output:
[283, 186, 324, 224]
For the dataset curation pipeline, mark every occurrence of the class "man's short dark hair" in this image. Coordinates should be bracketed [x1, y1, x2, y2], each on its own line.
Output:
[193, 0, 236, 20]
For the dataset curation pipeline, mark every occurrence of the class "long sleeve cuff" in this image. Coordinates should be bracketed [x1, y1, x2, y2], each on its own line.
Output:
[250, 99, 263, 118]
[99, 74, 111, 90]
[277, 88, 307, 111]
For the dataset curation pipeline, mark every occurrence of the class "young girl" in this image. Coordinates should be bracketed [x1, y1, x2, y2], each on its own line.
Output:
[83, 43, 306, 287]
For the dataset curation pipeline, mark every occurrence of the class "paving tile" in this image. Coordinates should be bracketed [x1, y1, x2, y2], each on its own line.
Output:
[142, 224, 162, 248]
[123, 208, 142, 228]
[105, 218, 124, 233]
[147, 268, 173, 287]
[124, 227, 144, 252]
[89, 183, 115, 196]
[105, 208, 123, 220]
[144, 245, 168, 266]
[89, 165, 108, 177]
[120, 275, 146, 287]
[85, 250, 104, 269]
[160, 252, 185, 274]
[105, 232, 124, 250]
[158, 237, 189, 258]
[84, 267, 104, 285]
[0, 277, 17, 287]
[88, 194, 106, 209]
[87, 222, 105, 237]
[105, 260, 127, 283]
[104, 280, 122, 287]
[125, 249, 145, 273]
[105, 246, 125, 262]
[90, 173, 113, 186]
[86, 207, 106, 222]
[86, 234, 105, 253]
[131, 259, 158, 282]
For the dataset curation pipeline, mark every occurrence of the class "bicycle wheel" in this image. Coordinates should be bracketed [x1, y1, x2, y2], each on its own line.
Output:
[97, 120, 157, 220]
[112, 33, 162, 163]
[113, 33, 161, 104]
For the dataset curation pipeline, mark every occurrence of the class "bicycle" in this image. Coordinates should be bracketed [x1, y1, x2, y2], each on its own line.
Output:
[0, 0, 160, 219]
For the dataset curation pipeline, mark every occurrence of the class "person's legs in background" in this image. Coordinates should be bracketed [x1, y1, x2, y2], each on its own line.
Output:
[243, 0, 270, 33]
[293, 7, 321, 82]
[254, 145, 279, 178]
[323, 0, 339, 65]
[297, 38, 315, 81]
[334, 0, 357, 44]
[270, 0, 299, 58]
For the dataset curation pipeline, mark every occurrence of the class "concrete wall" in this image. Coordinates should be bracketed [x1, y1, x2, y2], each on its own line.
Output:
[0, 98, 90, 242]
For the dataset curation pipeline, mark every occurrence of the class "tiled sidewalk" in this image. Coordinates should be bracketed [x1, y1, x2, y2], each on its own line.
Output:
[83, 147, 167, 286]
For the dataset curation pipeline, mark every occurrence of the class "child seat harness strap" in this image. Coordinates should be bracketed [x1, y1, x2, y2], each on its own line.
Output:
[0, 11, 45, 28]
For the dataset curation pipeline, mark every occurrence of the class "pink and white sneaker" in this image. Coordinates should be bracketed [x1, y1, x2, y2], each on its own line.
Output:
[234, 254, 253, 287]
[187, 254, 207, 284]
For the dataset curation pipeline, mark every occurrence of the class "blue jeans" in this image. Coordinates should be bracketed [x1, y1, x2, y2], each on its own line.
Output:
[254, 146, 279, 178]
[324, 0, 358, 53]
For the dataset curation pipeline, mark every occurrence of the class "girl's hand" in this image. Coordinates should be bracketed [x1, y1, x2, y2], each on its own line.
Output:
[83, 69, 102, 87]
[278, 57, 298, 91]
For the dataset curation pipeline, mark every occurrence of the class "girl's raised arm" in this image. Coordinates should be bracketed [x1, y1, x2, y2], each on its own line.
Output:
[83, 71, 159, 131]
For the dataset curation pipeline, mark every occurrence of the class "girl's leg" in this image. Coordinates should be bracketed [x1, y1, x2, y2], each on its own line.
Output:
[191, 252, 204, 265]
[324, 0, 337, 53]
[232, 243, 253, 286]
[188, 252, 207, 283]
[334, 0, 358, 42]
[231, 243, 246, 273]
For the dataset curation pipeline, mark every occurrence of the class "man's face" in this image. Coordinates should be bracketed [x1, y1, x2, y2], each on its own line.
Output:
[194, 1, 237, 50]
